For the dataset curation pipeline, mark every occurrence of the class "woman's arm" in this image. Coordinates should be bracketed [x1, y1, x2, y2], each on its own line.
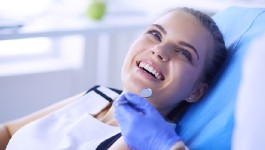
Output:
[0, 92, 85, 149]
[170, 141, 187, 150]
[0, 125, 11, 150]
[108, 136, 186, 150]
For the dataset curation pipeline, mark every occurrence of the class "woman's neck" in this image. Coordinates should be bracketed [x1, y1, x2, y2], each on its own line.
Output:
[95, 104, 119, 127]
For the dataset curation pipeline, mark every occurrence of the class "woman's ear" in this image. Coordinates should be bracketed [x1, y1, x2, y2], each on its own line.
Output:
[186, 83, 208, 103]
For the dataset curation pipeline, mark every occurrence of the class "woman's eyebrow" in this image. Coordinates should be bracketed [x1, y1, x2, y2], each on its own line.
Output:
[151, 24, 167, 35]
[179, 41, 200, 60]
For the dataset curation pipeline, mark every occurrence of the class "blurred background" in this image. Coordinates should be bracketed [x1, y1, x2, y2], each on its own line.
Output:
[1, 0, 264, 123]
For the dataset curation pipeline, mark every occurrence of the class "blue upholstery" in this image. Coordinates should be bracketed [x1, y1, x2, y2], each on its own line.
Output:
[178, 7, 265, 150]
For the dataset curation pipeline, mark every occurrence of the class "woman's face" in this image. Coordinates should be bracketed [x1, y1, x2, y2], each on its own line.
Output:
[121, 10, 214, 116]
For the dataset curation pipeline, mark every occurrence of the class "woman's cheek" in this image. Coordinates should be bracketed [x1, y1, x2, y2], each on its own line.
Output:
[130, 37, 152, 54]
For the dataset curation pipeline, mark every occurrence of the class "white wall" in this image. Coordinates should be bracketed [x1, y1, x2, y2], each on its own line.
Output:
[0, 70, 76, 122]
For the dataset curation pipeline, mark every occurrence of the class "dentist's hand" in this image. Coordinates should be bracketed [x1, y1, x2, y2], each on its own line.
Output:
[114, 93, 183, 150]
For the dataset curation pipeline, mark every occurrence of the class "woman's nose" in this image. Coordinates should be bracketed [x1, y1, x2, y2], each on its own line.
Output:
[151, 44, 170, 62]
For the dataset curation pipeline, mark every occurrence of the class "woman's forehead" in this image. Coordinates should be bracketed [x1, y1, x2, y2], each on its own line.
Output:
[154, 10, 198, 26]
[152, 11, 208, 40]
[152, 10, 214, 62]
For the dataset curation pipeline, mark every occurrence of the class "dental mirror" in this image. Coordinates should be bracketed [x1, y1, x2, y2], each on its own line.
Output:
[139, 88, 152, 98]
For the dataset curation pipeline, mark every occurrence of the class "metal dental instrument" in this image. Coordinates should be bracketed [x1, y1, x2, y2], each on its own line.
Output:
[116, 88, 153, 106]
[139, 88, 153, 98]
[119, 88, 153, 113]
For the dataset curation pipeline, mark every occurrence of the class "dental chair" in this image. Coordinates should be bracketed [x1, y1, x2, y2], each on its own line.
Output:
[178, 6, 265, 149]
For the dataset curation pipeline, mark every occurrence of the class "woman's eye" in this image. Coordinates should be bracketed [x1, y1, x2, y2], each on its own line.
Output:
[148, 30, 161, 41]
[175, 49, 192, 62]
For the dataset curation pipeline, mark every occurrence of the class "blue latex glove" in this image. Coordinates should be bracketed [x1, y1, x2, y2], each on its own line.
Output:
[114, 92, 181, 150]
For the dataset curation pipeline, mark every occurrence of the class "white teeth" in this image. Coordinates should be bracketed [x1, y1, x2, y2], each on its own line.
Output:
[139, 62, 162, 80]
[139, 62, 144, 68]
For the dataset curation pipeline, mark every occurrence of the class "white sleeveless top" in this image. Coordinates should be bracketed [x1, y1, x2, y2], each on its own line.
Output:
[6, 86, 121, 150]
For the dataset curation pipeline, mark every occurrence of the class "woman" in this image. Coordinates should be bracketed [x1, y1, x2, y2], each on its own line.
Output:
[0, 7, 226, 150]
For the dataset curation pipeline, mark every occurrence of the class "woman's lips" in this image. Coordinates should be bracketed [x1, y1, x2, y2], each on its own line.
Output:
[136, 60, 165, 81]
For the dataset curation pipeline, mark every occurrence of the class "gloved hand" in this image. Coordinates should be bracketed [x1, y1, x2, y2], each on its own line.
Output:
[114, 92, 181, 150]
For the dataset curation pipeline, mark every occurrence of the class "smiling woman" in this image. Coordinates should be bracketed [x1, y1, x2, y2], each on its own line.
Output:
[121, 8, 225, 118]
[0, 7, 227, 150]
[122, 12, 210, 116]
